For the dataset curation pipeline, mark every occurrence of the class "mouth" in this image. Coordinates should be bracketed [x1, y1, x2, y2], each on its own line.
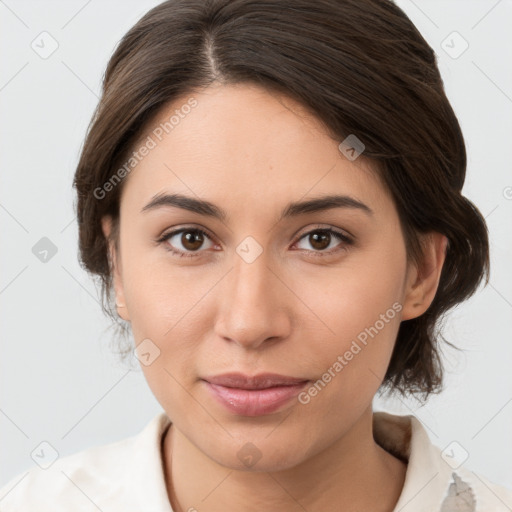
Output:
[202, 373, 310, 416]
[203, 372, 309, 389]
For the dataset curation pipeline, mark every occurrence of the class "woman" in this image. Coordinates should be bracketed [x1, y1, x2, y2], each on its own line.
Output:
[1, 0, 511, 510]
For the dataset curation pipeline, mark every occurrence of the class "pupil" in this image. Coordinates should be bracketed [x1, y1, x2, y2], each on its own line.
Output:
[311, 231, 330, 250]
[182, 231, 203, 251]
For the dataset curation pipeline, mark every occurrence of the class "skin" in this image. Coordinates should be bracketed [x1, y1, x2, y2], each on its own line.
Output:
[102, 83, 447, 512]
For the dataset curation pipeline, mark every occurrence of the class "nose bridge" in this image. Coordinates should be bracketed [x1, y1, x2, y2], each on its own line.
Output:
[215, 248, 290, 348]
[233, 251, 273, 308]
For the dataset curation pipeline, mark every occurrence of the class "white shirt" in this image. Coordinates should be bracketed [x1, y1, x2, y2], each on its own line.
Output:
[1, 411, 511, 511]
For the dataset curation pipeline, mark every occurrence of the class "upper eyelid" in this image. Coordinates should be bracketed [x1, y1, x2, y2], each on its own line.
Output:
[161, 226, 217, 244]
[293, 224, 353, 242]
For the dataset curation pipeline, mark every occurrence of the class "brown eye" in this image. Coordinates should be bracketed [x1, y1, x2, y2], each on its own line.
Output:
[158, 227, 215, 257]
[309, 231, 331, 250]
[295, 228, 353, 255]
[180, 230, 205, 251]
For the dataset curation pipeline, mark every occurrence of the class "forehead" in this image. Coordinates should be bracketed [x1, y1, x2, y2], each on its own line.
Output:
[119, 83, 391, 218]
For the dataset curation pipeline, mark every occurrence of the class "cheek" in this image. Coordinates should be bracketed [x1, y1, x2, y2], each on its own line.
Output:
[303, 243, 405, 339]
[121, 253, 220, 395]
[124, 263, 208, 417]
[294, 274, 403, 422]
[296, 243, 406, 387]
[121, 245, 214, 338]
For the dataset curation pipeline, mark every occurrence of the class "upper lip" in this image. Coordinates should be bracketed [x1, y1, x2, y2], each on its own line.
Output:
[203, 372, 309, 390]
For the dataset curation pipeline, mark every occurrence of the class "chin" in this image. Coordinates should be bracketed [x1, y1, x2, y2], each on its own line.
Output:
[205, 439, 309, 473]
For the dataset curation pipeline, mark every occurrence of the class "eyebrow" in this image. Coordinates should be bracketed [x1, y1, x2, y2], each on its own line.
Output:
[141, 192, 373, 221]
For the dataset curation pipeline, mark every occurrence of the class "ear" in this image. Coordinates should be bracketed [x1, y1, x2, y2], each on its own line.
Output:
[101, 215, 130, 322]
[401, 232, 448, 321]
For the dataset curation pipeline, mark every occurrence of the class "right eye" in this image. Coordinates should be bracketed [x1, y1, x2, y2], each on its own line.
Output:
[157, 227, 217, 258]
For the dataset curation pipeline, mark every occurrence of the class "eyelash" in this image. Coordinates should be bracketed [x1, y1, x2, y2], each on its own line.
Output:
[156, 226, 354, 259]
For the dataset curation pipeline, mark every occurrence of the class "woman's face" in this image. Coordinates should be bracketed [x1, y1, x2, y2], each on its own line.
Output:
[103, 83, 433, 471]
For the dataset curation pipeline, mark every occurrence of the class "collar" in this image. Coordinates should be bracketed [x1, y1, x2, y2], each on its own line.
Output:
[125, 412, 173, 512]
[373, 411, 454, 511]
[126, 410, 510, 512]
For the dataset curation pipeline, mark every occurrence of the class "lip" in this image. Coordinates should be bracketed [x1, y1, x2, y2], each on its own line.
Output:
[204, 372, 308, 389]
[202, 373, 309, 416]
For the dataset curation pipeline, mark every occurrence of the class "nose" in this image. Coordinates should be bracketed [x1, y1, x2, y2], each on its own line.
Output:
[214, 252, 292, 350]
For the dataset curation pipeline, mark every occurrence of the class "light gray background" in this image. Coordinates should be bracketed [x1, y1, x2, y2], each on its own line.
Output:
[1, 0, 511, 492]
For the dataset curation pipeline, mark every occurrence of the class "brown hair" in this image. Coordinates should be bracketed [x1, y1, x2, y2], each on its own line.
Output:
[73, 0, 490, 399]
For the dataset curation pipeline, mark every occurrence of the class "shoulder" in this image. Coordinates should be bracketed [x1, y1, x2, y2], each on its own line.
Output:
[0, 433, 136, 512]
[373, 411, 512, 512]
[445, 464, 512, 512]
[0, 412, 171, 512]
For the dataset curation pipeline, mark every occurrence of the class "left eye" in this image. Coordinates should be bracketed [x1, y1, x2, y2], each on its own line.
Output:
[294, 228, 352, 254]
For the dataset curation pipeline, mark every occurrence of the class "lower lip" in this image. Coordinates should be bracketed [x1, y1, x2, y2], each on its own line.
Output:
[204, 381, 309, 416]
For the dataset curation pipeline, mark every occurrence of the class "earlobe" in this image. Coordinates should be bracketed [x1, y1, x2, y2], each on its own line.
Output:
[101, 215, 130, 322]
[401, 232, 448, 321]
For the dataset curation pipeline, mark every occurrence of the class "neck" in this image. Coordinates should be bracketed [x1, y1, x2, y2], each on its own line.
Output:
[163, 406, 407, 512]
